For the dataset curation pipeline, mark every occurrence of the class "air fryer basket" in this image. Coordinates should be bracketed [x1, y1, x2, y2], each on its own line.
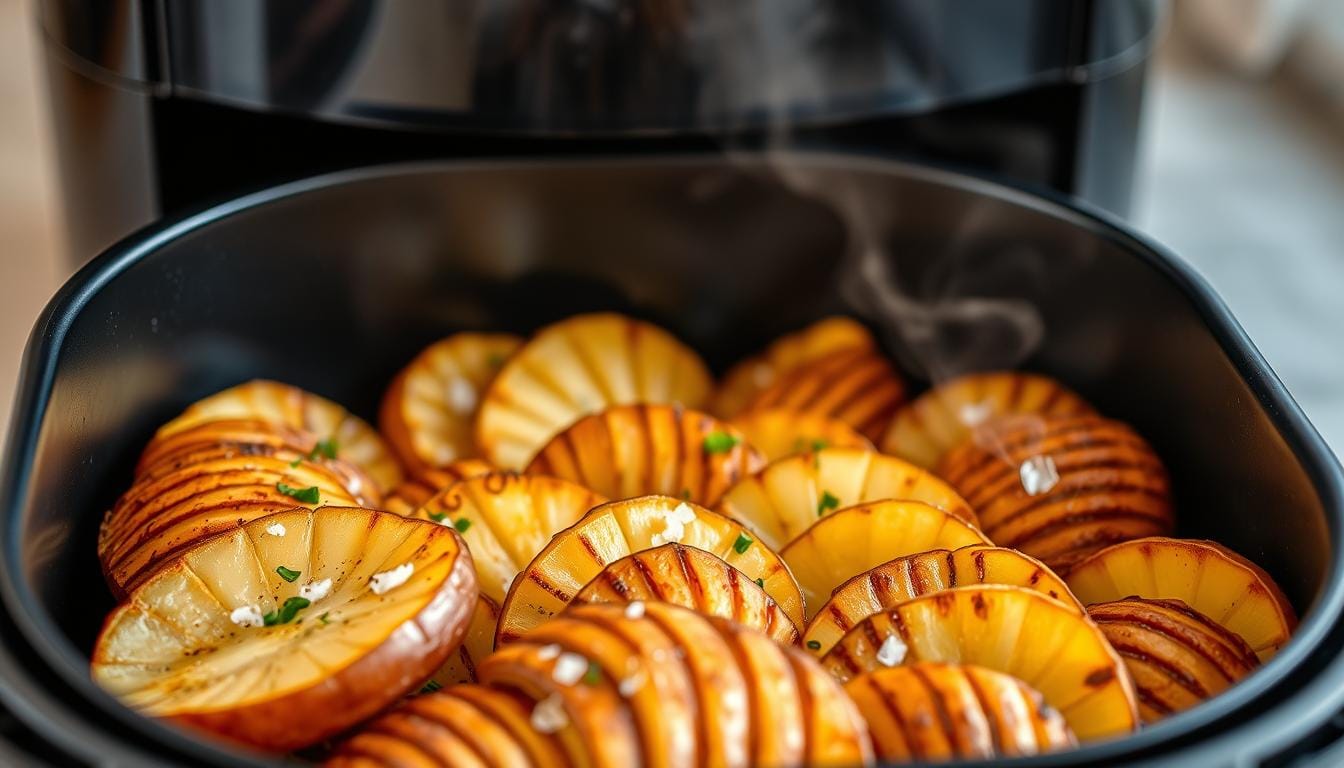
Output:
[2, 155, 1342, 766]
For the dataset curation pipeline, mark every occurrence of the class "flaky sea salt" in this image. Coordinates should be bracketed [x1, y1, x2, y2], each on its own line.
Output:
[876, 634, 908, 667]
[1019, 455, 1060, 496]
[650, 503, 697, 546]
[229, 605, 264, 628]
[958, 401, 992, 427]
[369, 563, 414, 595]
[537, 644, 562, 661]
[552, 653, 588, 685]
[300, 578, 332, 602]
[446, 378, 477, 414]
[619, 671, 646, 697]
[265, 522, 286, 537]
[531, 694, 568, 733]
[624, 601, 646, 619]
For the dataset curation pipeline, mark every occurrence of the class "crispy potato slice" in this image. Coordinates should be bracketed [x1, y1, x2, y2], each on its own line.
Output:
[820, 585, 1138, 742]
[938, 414, 1175, 572]
[475, 313, 713, 470]
[1089, 598, 1259, 723]
[803, 546, 1080, 657]
[728, 409, 874, 461]
[574, 543, 799, 644]
[497, 496, 803, 644]
[99, 456, 361, 595]
[782, 501, 990, 619]
[152, 380, 403, 494]
[526, 404, 766, 506]
[326, 684, 565, 768]
[1066, 538, 1296, 661]
[743, 348, 906, 441]
[382, 459, 495, 516]
[380, 333, 523, 473]
[426, 596, 500, 687]
[716, 448, 977, 551]
[712, 316, 875, 418]
[846, 663, 1075, 761]
[880, 372, 1096, 469]
[92, 507, 478, 752]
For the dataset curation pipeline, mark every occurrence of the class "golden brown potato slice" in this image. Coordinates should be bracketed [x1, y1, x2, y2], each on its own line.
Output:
[711, 316, 875, 418]
[938, 414, 1174, 572]
[92, 507, 478, 752]
[525, 404, 766, 506]
[1066, 537, 1296, 662]
[803, 545, 1079, 657]
[574, 543, 800, 644]
[743, 347, 906, 442]
[821, 585, 1138, 742]
[326, 684, 565, 768]
[151, 379, 403, 494]
[99, 456, 361, 595]
[1088, 598, 1260, 723]
[496, 496, 803, 645]
[380, 333, 523, 474]
[880, 372, 1096, 469]
[781, 500, 990, 618]
[728, 408, 874, 461]
[425, 597, 500, 687]
[382, 458, 495, 516]
[474, 313, 713, 470]
[716, 447, 977, 551]
[846, 663, 1075, 762]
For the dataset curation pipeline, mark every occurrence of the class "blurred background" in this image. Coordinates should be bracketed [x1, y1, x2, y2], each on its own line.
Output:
[0, 0, 1341, 451]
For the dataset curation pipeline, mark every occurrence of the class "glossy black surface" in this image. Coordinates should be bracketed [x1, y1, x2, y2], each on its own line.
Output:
[2, 156, 1342, 766]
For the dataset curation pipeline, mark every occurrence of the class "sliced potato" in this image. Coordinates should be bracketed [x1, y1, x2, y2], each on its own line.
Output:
[426, 596, 500, 687]
[574, 543, 800, 644]
[92, 507, 478, 752]
[821, 585, 1138, 742]
[712, 316, 875, 418]
[938, 414, 1174, 571]
[880, 372, 1096, 469]
[525, 404, 766, 506]
[781, 500, 990, 618]
[382, 458, 495, 516]
[716, 447, 977, 551]
[803, 545, 1080, 657]
[728, 408, 874, 461]
[380, 333, 522, 474]
[151, 379, 403, 493]
[1089, 598, 1260, 723]
[1066, 537, 1296, 661]
[474, 313, 713, 470]
[496, 496, 803, 644]
[99, 456, 361, 594]
[326, 684, 565, 768]
[846, 663, 1075, 761]
[743, 347, 906, 441]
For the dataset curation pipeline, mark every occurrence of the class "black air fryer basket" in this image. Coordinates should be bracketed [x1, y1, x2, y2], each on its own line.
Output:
[2, 155, 1342, 766]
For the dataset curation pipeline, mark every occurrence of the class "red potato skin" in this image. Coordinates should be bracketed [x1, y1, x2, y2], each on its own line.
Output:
[163, 544, 479, 753]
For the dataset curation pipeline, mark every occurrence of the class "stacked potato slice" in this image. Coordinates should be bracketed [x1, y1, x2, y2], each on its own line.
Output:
[88, 313, 1303, 762]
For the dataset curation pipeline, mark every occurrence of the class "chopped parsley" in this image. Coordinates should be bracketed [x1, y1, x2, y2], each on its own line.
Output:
[754, 578, 765, 588]
[702, 432, 741, 454]
[733, 533, 754, 554]
[277, 482, 320, 504]
[680, 488, 692, 501]
[793, 437, 830, 454]
[454, 518, 472, 533]
[276, 565, 301, 583]
[289, 456, 303, 468]
[420, 679, 443, 694]
[809, 438, 829, 452]
[816, 490, 840, 517]
[310, 438, 338, 460]
[583, 661, 602, 686]
[427, 511, 448, 523]
[806, 640, 822, 650]
[263, 596, 311, 626]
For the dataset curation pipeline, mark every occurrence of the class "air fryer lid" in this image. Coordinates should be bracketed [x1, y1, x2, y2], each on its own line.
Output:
[1, 155, 1341, 766]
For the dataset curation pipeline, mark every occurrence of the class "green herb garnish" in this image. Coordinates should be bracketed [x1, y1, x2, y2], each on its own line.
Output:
[583, 661, 602, 686]
[806, 640, 822, 650]
[733, 533, 753, 554]
[427, 511, 448, 523]
[754, 578, 765, 588]
[680, 488, 692, 501]
[276, 482, 320, 504]
[810, 438, 829, 452]
[276, 565, 301, 583]
[816, 490, 840, 517]
[454, 518, 472, 533]
[289, 456, 303, 468]
[420, 679, 443, 694]
[702, 432, 741, 454]
[310, 438, 338, 460]
[487, 352, 507, 367]
[263, 596, 311, 626]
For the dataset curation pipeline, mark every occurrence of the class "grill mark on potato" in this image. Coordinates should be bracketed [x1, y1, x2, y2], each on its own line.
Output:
[997, 507, 1173, 552]
[964, 456, 1168, 512]
[982, 476, 1171, 530]
[676, 545, 706, 605]
[1108, 639, 1214, 704]
[526, 570, 572, 602]
[870, 674, 920, 760]
[603, 570, 632, 600]
[972, 550, 987, 583]
[574, 613, 669, 767]
[1133, 683, 1177, 717]
[829, 600, 857, 635]
[391, 708, 487, 766]
[577, 533, 606, 568]
[909, 664, 963, 757]
[724, 564, 746, 626]
[631, 553, 668, 601]
[941, 419, 1146, 484]
[971, 592, 990, 620]
[962, 668, 1006, 755]
[1092, 603, 1257, 678]
[1083, 667, 1116, 687]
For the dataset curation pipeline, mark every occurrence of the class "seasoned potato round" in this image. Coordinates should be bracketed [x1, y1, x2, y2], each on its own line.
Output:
[381, 458, 495, 516]
[712, 316, 875, 418]
[728, 408, 874, 461]
[743, 347, 906, 442]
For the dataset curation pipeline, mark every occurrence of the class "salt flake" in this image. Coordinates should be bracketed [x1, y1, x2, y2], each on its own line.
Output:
[229, 605, 265, 628]
[1019, 455, 1060, 496]
[369, 562, 415, 595]
[300, 578, 332, 602]
[624, 601, 646, 619]
[619, 670, 646, 697]
[537, 644, 562, 661]
[958, 401, 992, 427]
[446, 378, 477, 414]
[265, 522, 286, 537]
[552, 653, 588, 685]
[651, 503, 697, 546]
[531, 694, 568, 733]
[876, 634, 908, 667]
